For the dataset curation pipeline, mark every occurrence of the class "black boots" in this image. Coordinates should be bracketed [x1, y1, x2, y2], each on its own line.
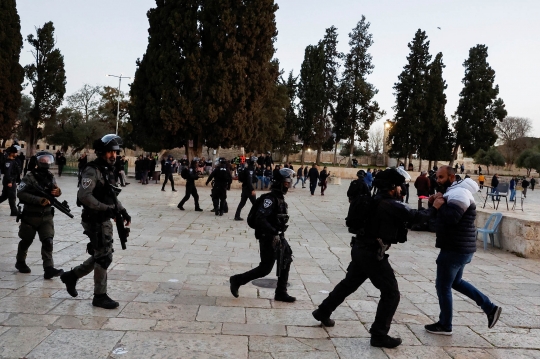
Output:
[15, 261, 31, 274]
[312, 309, 335, 327]
[177, 204, 185, 210]
[195, 207, 203, 212]
[44, 266, 64, 279]
[60, 270, 79, 297]
[370, 335, 402, 348]
[229, 276, 241, 298]
[274, 292, 296, 303]
[92, 293, 119, 309]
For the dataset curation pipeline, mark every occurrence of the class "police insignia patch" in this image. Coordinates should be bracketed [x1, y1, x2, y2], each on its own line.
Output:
[82, 178, 92, 189]
[263, 199, 273, 208]
[17, 182, 25, 191]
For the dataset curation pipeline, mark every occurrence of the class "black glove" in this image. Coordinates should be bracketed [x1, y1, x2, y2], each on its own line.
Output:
[121, 209, 131, 223]
[105, 206, 116, 219]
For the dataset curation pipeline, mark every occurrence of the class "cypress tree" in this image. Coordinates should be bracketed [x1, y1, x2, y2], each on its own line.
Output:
[0, 0, 24, 140]
[388, 29, 431, 166]
[452, 45, 507, 163]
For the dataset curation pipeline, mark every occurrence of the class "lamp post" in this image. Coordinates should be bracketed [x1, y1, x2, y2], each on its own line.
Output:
[383, 120, 393, 167]
[107, 74, 131, 135]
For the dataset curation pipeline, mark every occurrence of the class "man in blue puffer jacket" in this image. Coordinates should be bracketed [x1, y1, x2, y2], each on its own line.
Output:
[425, 165, 502, 336]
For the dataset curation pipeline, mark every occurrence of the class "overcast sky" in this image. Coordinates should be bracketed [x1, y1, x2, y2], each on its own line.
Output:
[17, 0, 540, 136]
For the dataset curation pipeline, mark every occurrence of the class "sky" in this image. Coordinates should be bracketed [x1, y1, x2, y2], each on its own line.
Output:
[16, 0, 540, 137]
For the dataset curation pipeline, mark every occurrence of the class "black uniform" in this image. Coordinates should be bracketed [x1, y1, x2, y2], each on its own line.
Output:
[0, 156, 21, 215]
[161, 159, 176, 191]
[57, 155, 67, 177]
[234, 164, 256, 220]
[178, 164, 201, 210]
[316, 192, 427, 339]
[206, 164, 232, 215]
[347, 177, 370, 201]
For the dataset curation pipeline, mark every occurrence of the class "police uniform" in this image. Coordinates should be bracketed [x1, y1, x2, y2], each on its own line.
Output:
[234, 162, 256, 220]
[230, 168, 296, 302]
[313, 169, 429, 349]
[161, 157, 176, 191]
[178, 161, 202, 211]
[0, 147, 21, 215]
[206, 161, 232, 215]
[347, 171, 371, 202]
[15, 155, 64, 278]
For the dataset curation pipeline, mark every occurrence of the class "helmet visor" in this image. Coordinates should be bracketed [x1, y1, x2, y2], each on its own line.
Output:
[37, 154, 55, 165]
[101, 134, 123, 146]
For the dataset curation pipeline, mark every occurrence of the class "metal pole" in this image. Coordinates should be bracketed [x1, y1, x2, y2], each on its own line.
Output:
[116, 76, 121, 135]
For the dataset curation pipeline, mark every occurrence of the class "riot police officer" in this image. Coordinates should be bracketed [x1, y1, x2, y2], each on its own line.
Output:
[347, 170, 371, 202]
[60, 134, 131, 309]
[206, 157, 232, 216]
[178, 158, 202, 211]
[234, 156, 257, 221]
[0, 145, 21, 216]
[229, 168, 296, 303]
[15, 151, 64, 278]
[161, 155, 177, 192]
[312, 169, 429, 348]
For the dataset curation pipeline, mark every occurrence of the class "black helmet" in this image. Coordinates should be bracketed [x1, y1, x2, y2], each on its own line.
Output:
[6, 145, 18, 154]
[373, 169, 405, 191]
[357, 170, 366, 178]
[272, 168, 295, 194]
[36, 151, 55, 170]
[219, 157, 227, 164]
[93, 134, 122, 154]
[249, 156, 258, 164]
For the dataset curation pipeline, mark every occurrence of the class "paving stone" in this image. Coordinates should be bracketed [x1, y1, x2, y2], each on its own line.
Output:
[197, 305, 246, 323]
[384, 346, 452, 358]
[49, 299, 127, 317]
[249, 336, 335, 352]
[443, 347, 495, 359]
[154, 320, 222, 334]
[101, 318, 157, 331]
[247, 308, 319, 326]
[486, 348, 540, 358]
[223, 323, 286, 336]
[2, 313, 59, 327]
[118, 302, 199, 320]
[331, 338, 388, 359]
[51, 315, 109, 329]
[217, 297, 271, 308]
[409, 324, 492, 348]
[0, 327, 52, 358]
[287, 325, 328, 338]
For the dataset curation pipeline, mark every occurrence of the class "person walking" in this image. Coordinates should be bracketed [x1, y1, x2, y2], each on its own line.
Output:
[509, 177, 516, 202]
[521, 177, 529, 198]
[364, 169, 373, 191]
[263, 166, 272, 189]
[57, 153, 66, 177]
[178, 158, 203, 211]
[293, 165, 304, 188]
[530, 177, 536, 191]
[478, 173, 485, 190]
[307, 163, 319, 196]
[161, 155, 177, 192]
[234, 156, 257, 221]
[206, 158, 232, 216]
[0, 146, 21, 216]
[490, 174, 500, 200]
[319, 166, 330, 195]
[424, 166, 502, 335]
[414, 171, 430, 197]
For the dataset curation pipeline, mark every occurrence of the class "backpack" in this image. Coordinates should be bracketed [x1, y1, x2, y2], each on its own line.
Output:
[345, 193, 372, 235]
[181, 167, 190, 180]
[247, 193, 271, 229]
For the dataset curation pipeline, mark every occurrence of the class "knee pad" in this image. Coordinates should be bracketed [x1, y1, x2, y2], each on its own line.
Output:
[95, 255, 113, 270]
[41, 237, 54, 252]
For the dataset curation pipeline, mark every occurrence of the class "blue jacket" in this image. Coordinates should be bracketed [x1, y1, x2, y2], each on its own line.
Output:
[364, 172, 373, 187]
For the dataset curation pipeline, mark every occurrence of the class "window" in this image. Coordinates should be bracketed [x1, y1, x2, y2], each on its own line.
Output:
[36, 145, 40, 149]
[46, 145, 50, 150]
[21, 144, 25, 148]
[53, 146, 56, 150]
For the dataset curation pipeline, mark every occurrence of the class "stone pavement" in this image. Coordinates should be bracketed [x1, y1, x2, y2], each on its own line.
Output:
[1, 176, 540, 358]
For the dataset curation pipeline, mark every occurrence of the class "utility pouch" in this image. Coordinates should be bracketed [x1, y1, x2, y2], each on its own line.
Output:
[375, 238, 390, 261]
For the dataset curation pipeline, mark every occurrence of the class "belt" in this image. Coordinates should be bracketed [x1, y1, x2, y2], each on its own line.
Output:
[22, 209, 53, 217]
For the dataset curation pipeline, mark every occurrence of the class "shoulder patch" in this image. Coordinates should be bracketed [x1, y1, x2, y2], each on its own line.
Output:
[81, 178, 92, 189]
[263, 198, 273, 208]
[5, 162, 10, 168]
[17, 182, 26, 191]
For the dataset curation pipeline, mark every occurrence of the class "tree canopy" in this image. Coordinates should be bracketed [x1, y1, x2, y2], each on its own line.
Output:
[473, 147, 505, 175]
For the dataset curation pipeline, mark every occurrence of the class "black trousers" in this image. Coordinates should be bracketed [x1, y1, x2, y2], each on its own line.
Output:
[162, 173, 175, 190]
[318, 244, 400, 337]
[235, 236, 291, 294]
[235, 191, 256, 218]
[0, 185, 17, 214]
[58, 165, 64, 177]
[179, 182, 199, 208]
[310, 179, 317, 195]
[211, 186, 227, 213]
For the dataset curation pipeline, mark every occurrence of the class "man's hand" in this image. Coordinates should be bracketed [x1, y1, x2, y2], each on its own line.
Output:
[121, 209, 132, 226]
[40, 198, 51, 206]
[251, 190, 256, 196]
[7, 183, 12, 188]
[428, 192, 443, 205]
[50, 187, 61, 197]
[433, 197, 445, 209]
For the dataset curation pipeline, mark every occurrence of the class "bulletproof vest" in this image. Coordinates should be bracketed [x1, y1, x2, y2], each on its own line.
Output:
[81, 161, 115, 207]
[214, 167, 229, 183]
[363, 196, 407, 245]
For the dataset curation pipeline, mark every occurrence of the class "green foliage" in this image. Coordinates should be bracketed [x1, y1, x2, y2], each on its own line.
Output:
[0, 0, 24, 139]
[453, 45, 507, 157]
[273, 71, 301, 156]
[24, 21, 66, 155]
[474, 147, 505, 175]
[516, 148, 540, 176]
[339, 144, 365, 157]
[389, 29, 431, 159]
[129, 0, 279, 156]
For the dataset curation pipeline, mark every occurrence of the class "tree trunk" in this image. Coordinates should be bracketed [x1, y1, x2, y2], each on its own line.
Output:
[348, 134, 355, 168]
[418, 157, 422, 172]
[449, 144, 459, 167]
[428, 160, 432, 171]
[333, 142, 338, 165]
[301, 146, 306, 166]
[316, 147, 321, 165]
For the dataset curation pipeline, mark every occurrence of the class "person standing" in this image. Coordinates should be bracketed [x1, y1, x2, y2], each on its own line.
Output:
[264, 151, 274, 169]
[0, 146, 21, 216]
[293, 165, 304, 189]
[161, 155, 177, 192]
[303, 165, 308, 187]
[307, 163, 319, 195]
[57, 153, 67, 177]
[229, 168, 296, 303]
[490, 174, 500, 200]
[178, 158, 203, 211]
[521, 177, 529, 198]
[206, 158, 232, 216]
[319, 166, 330, 195]
[255, 164, 264, 190]
[509, 177, 516, 202]
[530, 177, 536, 191]
[15, 151, 65, 279]
[149, 155, 157, 179]
[364, 169, 373, 191]
[460, 163, 465, 174]
[234, 156, 257, 221]
[424, 166, 501, 335]
[313, 169, 429, 348]
[77, 153, 87, 187]
[414, 171, 430, 197]
[263, 165, 272, 189]
[141, 155, 150, 185]
[60, 134, 131, 309]
[478, 173, 485, 190]
[347, 170, 370, 202]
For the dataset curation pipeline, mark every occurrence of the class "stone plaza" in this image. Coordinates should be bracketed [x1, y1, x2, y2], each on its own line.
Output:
[0, 175, 540, 359]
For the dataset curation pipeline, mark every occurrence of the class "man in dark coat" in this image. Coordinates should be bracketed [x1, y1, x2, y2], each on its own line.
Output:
[414, 171, 430, 197]
[307, 163, 319, 195]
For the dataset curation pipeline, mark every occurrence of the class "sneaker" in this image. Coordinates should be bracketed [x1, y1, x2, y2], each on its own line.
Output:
[92, 293, 119, 309]
[274, 292, 296, 303]
[229, 276, 240, 298]
[488, 306, 502, 329]
[312, 309, 335, 327]
[15, 261, 31, 274]
[43, 266, 64, 279]
[424, 322, 452, 335]
[370, 335, 402, 348]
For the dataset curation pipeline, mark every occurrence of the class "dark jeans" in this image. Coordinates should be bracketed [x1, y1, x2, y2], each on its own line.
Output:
[58, 165, 64, 177]
[293, 176, 304, 188]
[235, 236, 290, 294]
[162, 173, 175, 190]
[321, 180, 327, 194]
[318, 244, 400, 337]
[211, 186, 227, 213]
[435, 250, 495, 330]
[309, 179, 317, 195]
[141, 170, 149, 184]
[235, 192, 256, 218]
[0, 185, 17, 214]
[179, 182, 200, 209]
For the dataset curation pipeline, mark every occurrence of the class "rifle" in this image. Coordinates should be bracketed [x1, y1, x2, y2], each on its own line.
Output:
[108, 184, 129, 250]
[274, 232, 293, 277]
[33, 183, 74, 219]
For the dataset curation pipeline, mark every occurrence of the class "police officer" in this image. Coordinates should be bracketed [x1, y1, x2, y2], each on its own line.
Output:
[178, 158, 203, 211]
[15, 151, 64, 279]
[234, 156, 257, 221]
[347, 170, 371, 202]
[0, 146, 21, 216]
[229, 168, 296, 302]
[312, 169, 428, 348]
[206, 157, 232, 216]
[60, 134, 131, 309]
[161, 155, 177, 192]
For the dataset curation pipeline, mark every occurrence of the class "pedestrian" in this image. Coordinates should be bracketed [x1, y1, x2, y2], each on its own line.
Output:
[490, 174, 499, 200]
[460, 163, 465, 174]
[428, 170, 438, 196]
[303, 165, 308, 186]
[347, 170, 370, 202]
[205, 157, 213, 175]
[320, 166, 330, 195]
[425, 166, 502, 335]
[234, 156, 257, 221]
[149, 155, 157, 179]
[293, 165, 304, 188]
[530, 177, 536, 191]
[60, 134, 132, 309]
[141, 155, 150, 185]
[478, 173, 485, 190]
[0, 146, 21, 216]
[134, 155, 142, 182]
[364, 168, 373, 190]
[161, 155, 177, 192]
[255, 164, 264, 190]
[57, 153, 66, 177]
[229, 168, 296, 303]
[307, 163, 319, 195]
[264, 151, 274, 169]
[521, 177, 529, 198]
[206, 158, 232, 216]
[178, 158, 203, 211]
[313, 169, 429, 348]
[509, 177, 516, 202]
[478, 166, 482, 174]
[414, 171, 430, 197]
[15, 151, 64, 279]
[263, 165, 272, 189]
